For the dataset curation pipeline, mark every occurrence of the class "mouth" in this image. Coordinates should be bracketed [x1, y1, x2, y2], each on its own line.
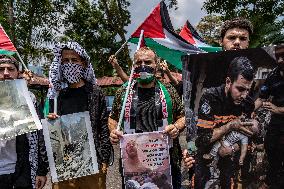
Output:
[234, 99, 242, 104]
[231, 47, 240, 50]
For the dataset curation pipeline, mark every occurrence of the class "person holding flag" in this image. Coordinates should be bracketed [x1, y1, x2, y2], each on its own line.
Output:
[0, 25, 48, 189]
[108, 46, 185, 188]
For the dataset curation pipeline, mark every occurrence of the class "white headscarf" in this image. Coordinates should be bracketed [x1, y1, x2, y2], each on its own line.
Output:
[48, 41, 96, 98]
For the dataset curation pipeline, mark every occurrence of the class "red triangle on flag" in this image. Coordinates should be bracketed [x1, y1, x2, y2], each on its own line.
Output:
[0, 25, 17, 52]
[131, 3, 165, 39]
[179, 21, 196, 45]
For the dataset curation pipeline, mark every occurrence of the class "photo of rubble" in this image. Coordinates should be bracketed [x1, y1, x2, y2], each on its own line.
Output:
[0, 79, 42, 140]
[42, 111, 98, 182]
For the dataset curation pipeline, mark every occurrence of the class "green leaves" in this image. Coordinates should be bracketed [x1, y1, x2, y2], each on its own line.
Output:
[63, 0, 131, 77]
[203, 0, 284, 47]
[196, 15, 223, 46]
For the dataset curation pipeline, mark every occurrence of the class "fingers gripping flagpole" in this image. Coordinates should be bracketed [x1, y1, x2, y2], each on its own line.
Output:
[0, 24, 29, 71]
[116, 30, 144, 131]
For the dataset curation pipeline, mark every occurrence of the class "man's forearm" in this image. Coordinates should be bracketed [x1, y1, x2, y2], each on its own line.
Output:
[277, 106, 284, 114]
[108, 117, 118, 132]
[165, 69, 179, 85]
[114, 64, 129, 82]
[210, 123, 231, 143]
[254, 98, 264, 111]
[173, 116, 185, 131]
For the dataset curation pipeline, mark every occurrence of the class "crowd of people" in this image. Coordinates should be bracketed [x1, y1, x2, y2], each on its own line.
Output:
[0, 17, 283, 189]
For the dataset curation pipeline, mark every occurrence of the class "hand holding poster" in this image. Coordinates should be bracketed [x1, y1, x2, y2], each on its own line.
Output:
[121, 131, 172, 189]
[0, 79, 42, 140]
[42, 111, 98, 182]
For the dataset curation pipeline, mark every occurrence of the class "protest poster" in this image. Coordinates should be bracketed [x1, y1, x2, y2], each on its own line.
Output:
[182, 46, 281, 188]
[121, 131, 172, 189]
[42, 111, 98, 182]
[182, 46, 278, 112]
[0, 79, 42, 140]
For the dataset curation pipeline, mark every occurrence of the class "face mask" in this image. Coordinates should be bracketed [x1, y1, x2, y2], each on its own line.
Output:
[61, 63, 84, 84]
[134, 65, 155, 84]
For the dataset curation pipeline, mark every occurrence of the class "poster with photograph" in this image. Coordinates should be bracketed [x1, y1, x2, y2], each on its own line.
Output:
[0, 79, 42, 140]
[181, 46, 281, 188]
[121, 132, 172, 189]
[42, 111, 98, 182]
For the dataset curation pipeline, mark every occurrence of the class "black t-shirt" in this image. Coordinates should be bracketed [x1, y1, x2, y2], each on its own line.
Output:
[135, 87, 162, 132]
[259, 67, 284, 128]
[59, 85, 88, 115]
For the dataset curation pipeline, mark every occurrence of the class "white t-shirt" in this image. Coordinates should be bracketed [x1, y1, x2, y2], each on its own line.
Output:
[0, 138, 17, 175]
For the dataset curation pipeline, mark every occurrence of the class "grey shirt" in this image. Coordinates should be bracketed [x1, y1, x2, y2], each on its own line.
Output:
[0, 138, 17, 175]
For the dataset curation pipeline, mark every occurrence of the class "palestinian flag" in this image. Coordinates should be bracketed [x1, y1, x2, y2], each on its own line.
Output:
[0, 25, 17, 56]
[179, 20, 222, 52]
[129, 1, 203, 70]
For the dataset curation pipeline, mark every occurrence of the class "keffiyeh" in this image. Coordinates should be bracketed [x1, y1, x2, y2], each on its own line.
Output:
[48, 41, 96, 98]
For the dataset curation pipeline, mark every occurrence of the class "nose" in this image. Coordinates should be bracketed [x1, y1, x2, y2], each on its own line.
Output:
[4, 68, 10, 77]
[234, 38, 240, 46]
[140, 61, 146, 66]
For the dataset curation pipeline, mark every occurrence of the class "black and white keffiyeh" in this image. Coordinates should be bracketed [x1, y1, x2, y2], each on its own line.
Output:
[48, 41, 96, 98]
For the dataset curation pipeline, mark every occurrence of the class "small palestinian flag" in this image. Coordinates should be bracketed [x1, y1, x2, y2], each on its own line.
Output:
[129, 1, 203, 70]
[179, 20, 222, 52]
[0, 24, 17, 56]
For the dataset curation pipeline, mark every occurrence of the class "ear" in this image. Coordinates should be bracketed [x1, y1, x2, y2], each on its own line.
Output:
[225, 77, 232, 89]
[219, 38, 223, 47]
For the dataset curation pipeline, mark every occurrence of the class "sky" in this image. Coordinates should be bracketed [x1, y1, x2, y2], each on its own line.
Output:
[125, 0, 206, 53]
[125, 0, 206, 38]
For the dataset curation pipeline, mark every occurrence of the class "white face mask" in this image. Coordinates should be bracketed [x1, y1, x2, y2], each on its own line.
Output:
[61, 63, 84, 84]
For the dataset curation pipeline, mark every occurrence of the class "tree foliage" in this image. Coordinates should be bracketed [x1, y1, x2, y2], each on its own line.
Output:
[62, 0, 131, 77]
[0, 0, 178, 78]
[0, 0, 66, 64]
[196, 15, 223, 46]
[203, 0, 284, 47]
[0, 0, 132, 77]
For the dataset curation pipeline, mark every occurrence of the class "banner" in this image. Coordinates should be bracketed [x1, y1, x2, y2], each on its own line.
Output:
[0, 79, 42, 140]
[42, 111, 98, 182]
[121, 131, 172, 189]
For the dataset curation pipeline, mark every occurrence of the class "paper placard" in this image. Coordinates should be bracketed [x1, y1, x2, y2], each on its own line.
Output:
[42, 111, 98, 182]
[0, 79, 42, 140]
[121, 131, 172, 189]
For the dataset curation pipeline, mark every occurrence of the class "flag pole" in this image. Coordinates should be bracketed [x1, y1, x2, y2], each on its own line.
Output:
[116, 30, 144, 130]
[114, 40, 129, 56]
[15, 52, 28, 71]
[0, 24, 29, 71]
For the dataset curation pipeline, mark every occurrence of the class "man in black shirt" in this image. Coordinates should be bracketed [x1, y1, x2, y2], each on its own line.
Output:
[194, 56, 256, 189]
[255, 45, 284, 189]
[47, 41, 112, 189]
[108, 47, 185, 188]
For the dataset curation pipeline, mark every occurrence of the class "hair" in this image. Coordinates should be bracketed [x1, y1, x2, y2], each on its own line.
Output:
[61, 47, 87, 64]
[0, 55, 19, 70]
[220, 17, 253, 40]
[134, 46, 158, 63]
[227, 56, 254, 82]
